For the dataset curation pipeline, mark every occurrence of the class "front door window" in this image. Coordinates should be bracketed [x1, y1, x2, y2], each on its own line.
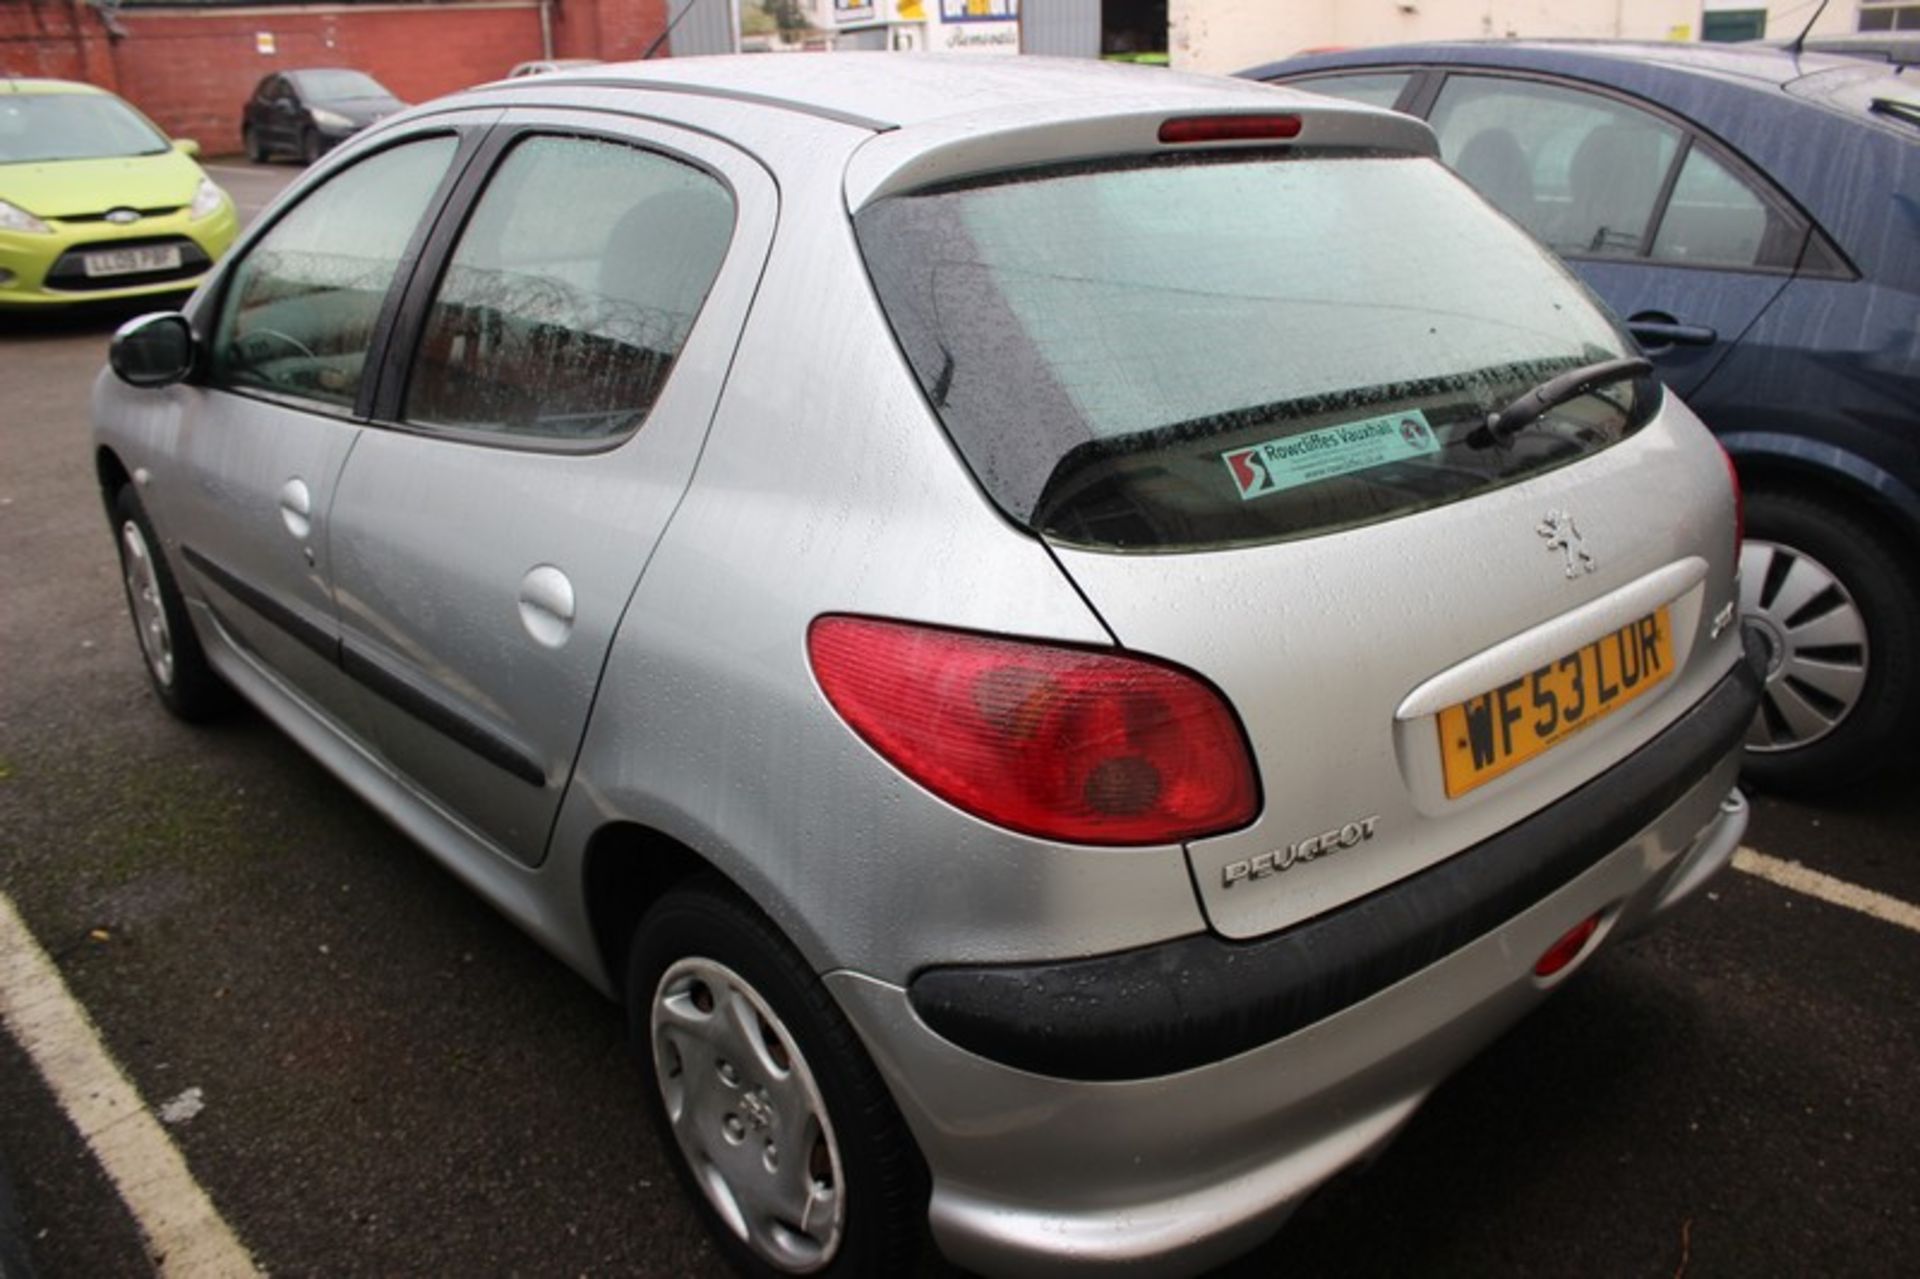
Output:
[210, 136, 459, 410]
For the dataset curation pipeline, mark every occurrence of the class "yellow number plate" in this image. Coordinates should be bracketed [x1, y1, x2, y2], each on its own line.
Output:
[1437, 607, 1675, 798]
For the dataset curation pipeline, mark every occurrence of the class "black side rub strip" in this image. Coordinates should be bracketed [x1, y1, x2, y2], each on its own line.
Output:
[182, 545, 339, 662]
[181, 545, 546, 787]
[908, 654, 1761, 1083]
[340, 642, 547, 786]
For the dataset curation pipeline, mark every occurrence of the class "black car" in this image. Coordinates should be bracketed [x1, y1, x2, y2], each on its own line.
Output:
[241, 69, 405, 165]
[1245, 42, 1920, 793]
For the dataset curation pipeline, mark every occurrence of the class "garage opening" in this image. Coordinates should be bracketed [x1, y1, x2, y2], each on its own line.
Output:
[1101, 0, 1167, 62]
[1021, 0, 1166, 60]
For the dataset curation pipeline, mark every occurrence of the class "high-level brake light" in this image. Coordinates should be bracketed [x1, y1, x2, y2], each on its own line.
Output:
[1158, 115, 1303, 145]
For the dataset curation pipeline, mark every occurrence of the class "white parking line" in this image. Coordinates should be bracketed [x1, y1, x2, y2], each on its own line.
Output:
[1733, 847, 1920, 935]
[0, 893, 262, 1278]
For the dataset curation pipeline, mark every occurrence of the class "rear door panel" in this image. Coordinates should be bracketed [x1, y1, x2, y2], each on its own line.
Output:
[326, 111, 776, 866]
[1573, 258, 1791, 399]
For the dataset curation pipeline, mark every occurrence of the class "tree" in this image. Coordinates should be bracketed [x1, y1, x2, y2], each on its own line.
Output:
[741, 1, 813, 41]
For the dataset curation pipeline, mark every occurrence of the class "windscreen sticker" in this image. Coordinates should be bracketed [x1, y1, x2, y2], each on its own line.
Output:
[1223, 410, 1439, 501]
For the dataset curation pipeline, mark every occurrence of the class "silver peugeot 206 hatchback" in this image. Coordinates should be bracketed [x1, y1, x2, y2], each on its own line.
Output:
[94, 55, 1759, 1279]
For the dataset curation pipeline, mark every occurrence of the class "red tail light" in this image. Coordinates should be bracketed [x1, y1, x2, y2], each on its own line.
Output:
[1158, 114, 1302, 145]
[808, 616, 1260, 846]
[1718, 442, 1744, 559]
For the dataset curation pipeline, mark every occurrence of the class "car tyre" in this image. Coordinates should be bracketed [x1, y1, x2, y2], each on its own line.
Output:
[627, 879, 927, 1278]
[299, 127, 322, 165]
[1738, 489, 1918, 793]
[243, 125, 266, 164]
[112, 485, 232, 723]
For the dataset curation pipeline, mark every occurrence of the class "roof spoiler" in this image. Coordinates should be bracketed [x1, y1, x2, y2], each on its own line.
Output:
[845, 96, 1437, 211]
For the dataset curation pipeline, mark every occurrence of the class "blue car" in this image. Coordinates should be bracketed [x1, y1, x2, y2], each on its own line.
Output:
[1244, 41, 1920, 793]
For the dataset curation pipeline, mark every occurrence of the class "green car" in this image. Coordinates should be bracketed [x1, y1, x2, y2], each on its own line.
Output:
[1, 78, 238, 309]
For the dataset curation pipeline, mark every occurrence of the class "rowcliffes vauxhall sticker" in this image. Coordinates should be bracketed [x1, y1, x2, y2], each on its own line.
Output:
[1223, 409, 1439, 500]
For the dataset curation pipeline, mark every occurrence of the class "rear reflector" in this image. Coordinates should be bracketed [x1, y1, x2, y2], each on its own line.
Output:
[1534, 913, 1602, 978]
[1159, 114, 1303, 145]
[808, 616, 1260, 846]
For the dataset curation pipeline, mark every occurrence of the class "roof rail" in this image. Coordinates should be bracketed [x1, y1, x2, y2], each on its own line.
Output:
[522, 76, 892, 131]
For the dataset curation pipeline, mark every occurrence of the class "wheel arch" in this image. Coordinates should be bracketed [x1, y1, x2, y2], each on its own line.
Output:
[580, 820, 723, 1000]
[1722, 431, 1920, 563]
[96, 446, 132, 516]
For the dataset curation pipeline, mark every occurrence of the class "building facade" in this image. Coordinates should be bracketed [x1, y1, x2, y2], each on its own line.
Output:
[1017, 2, 1874, 72]
[837, 1, 1023, 54]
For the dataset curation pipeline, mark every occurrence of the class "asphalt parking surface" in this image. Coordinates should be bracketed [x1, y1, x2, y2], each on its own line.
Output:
[2, 163, 1916, 1278]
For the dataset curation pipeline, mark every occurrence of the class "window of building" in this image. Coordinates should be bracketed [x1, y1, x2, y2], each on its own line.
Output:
[1702, 9, 1767, 41]
[1859, 2, 1920, 32]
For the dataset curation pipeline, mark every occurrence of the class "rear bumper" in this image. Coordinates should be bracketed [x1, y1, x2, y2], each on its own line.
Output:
[909, 654, 1758, 1080]
[826, 658, 1757, 1277]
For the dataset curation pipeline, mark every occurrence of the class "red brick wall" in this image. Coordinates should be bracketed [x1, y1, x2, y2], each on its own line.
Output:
[2, 1, 670, 155]
[559, 0, 675, 60]
[1, 1, 90, 81]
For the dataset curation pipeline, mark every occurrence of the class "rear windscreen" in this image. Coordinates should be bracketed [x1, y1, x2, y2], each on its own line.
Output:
[855, 151, 1658, 552]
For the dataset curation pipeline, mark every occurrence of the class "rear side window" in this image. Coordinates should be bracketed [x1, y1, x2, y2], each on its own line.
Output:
[856, 152, 1654, 552]
[1285, 73, 1413, 111]
[1650, 146, 1797, 268]
[1428, 76, 1681, 256]
[404, 135, 734, 443]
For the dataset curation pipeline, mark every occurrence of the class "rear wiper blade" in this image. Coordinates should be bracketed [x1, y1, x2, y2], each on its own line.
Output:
[1478, 356, 1652, 445]
[1870, 97, 1920, 127]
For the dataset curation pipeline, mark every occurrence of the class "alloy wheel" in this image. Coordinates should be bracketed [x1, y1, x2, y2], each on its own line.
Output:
[121, 518, 175, 688]
[1739, 538, 1869, 752]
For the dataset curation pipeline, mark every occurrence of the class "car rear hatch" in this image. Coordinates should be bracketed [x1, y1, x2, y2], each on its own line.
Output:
[852, 99, 1746, 940]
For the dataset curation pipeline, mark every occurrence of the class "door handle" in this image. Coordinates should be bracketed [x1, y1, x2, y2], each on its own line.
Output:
[278, 478, 312, 540]
[1627, 313, 1717, 352]
[517, 565, 575, 649]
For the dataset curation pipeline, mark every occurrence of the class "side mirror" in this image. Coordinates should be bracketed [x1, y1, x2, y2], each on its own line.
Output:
[110, 312, 198, 389]
[172, 138, 202, 158]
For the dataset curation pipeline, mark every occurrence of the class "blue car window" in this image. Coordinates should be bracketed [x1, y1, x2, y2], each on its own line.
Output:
[1651, 146, 1798, 270]
[1429, 75, 1680, 258]
[1286, 73, 1412, 111]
